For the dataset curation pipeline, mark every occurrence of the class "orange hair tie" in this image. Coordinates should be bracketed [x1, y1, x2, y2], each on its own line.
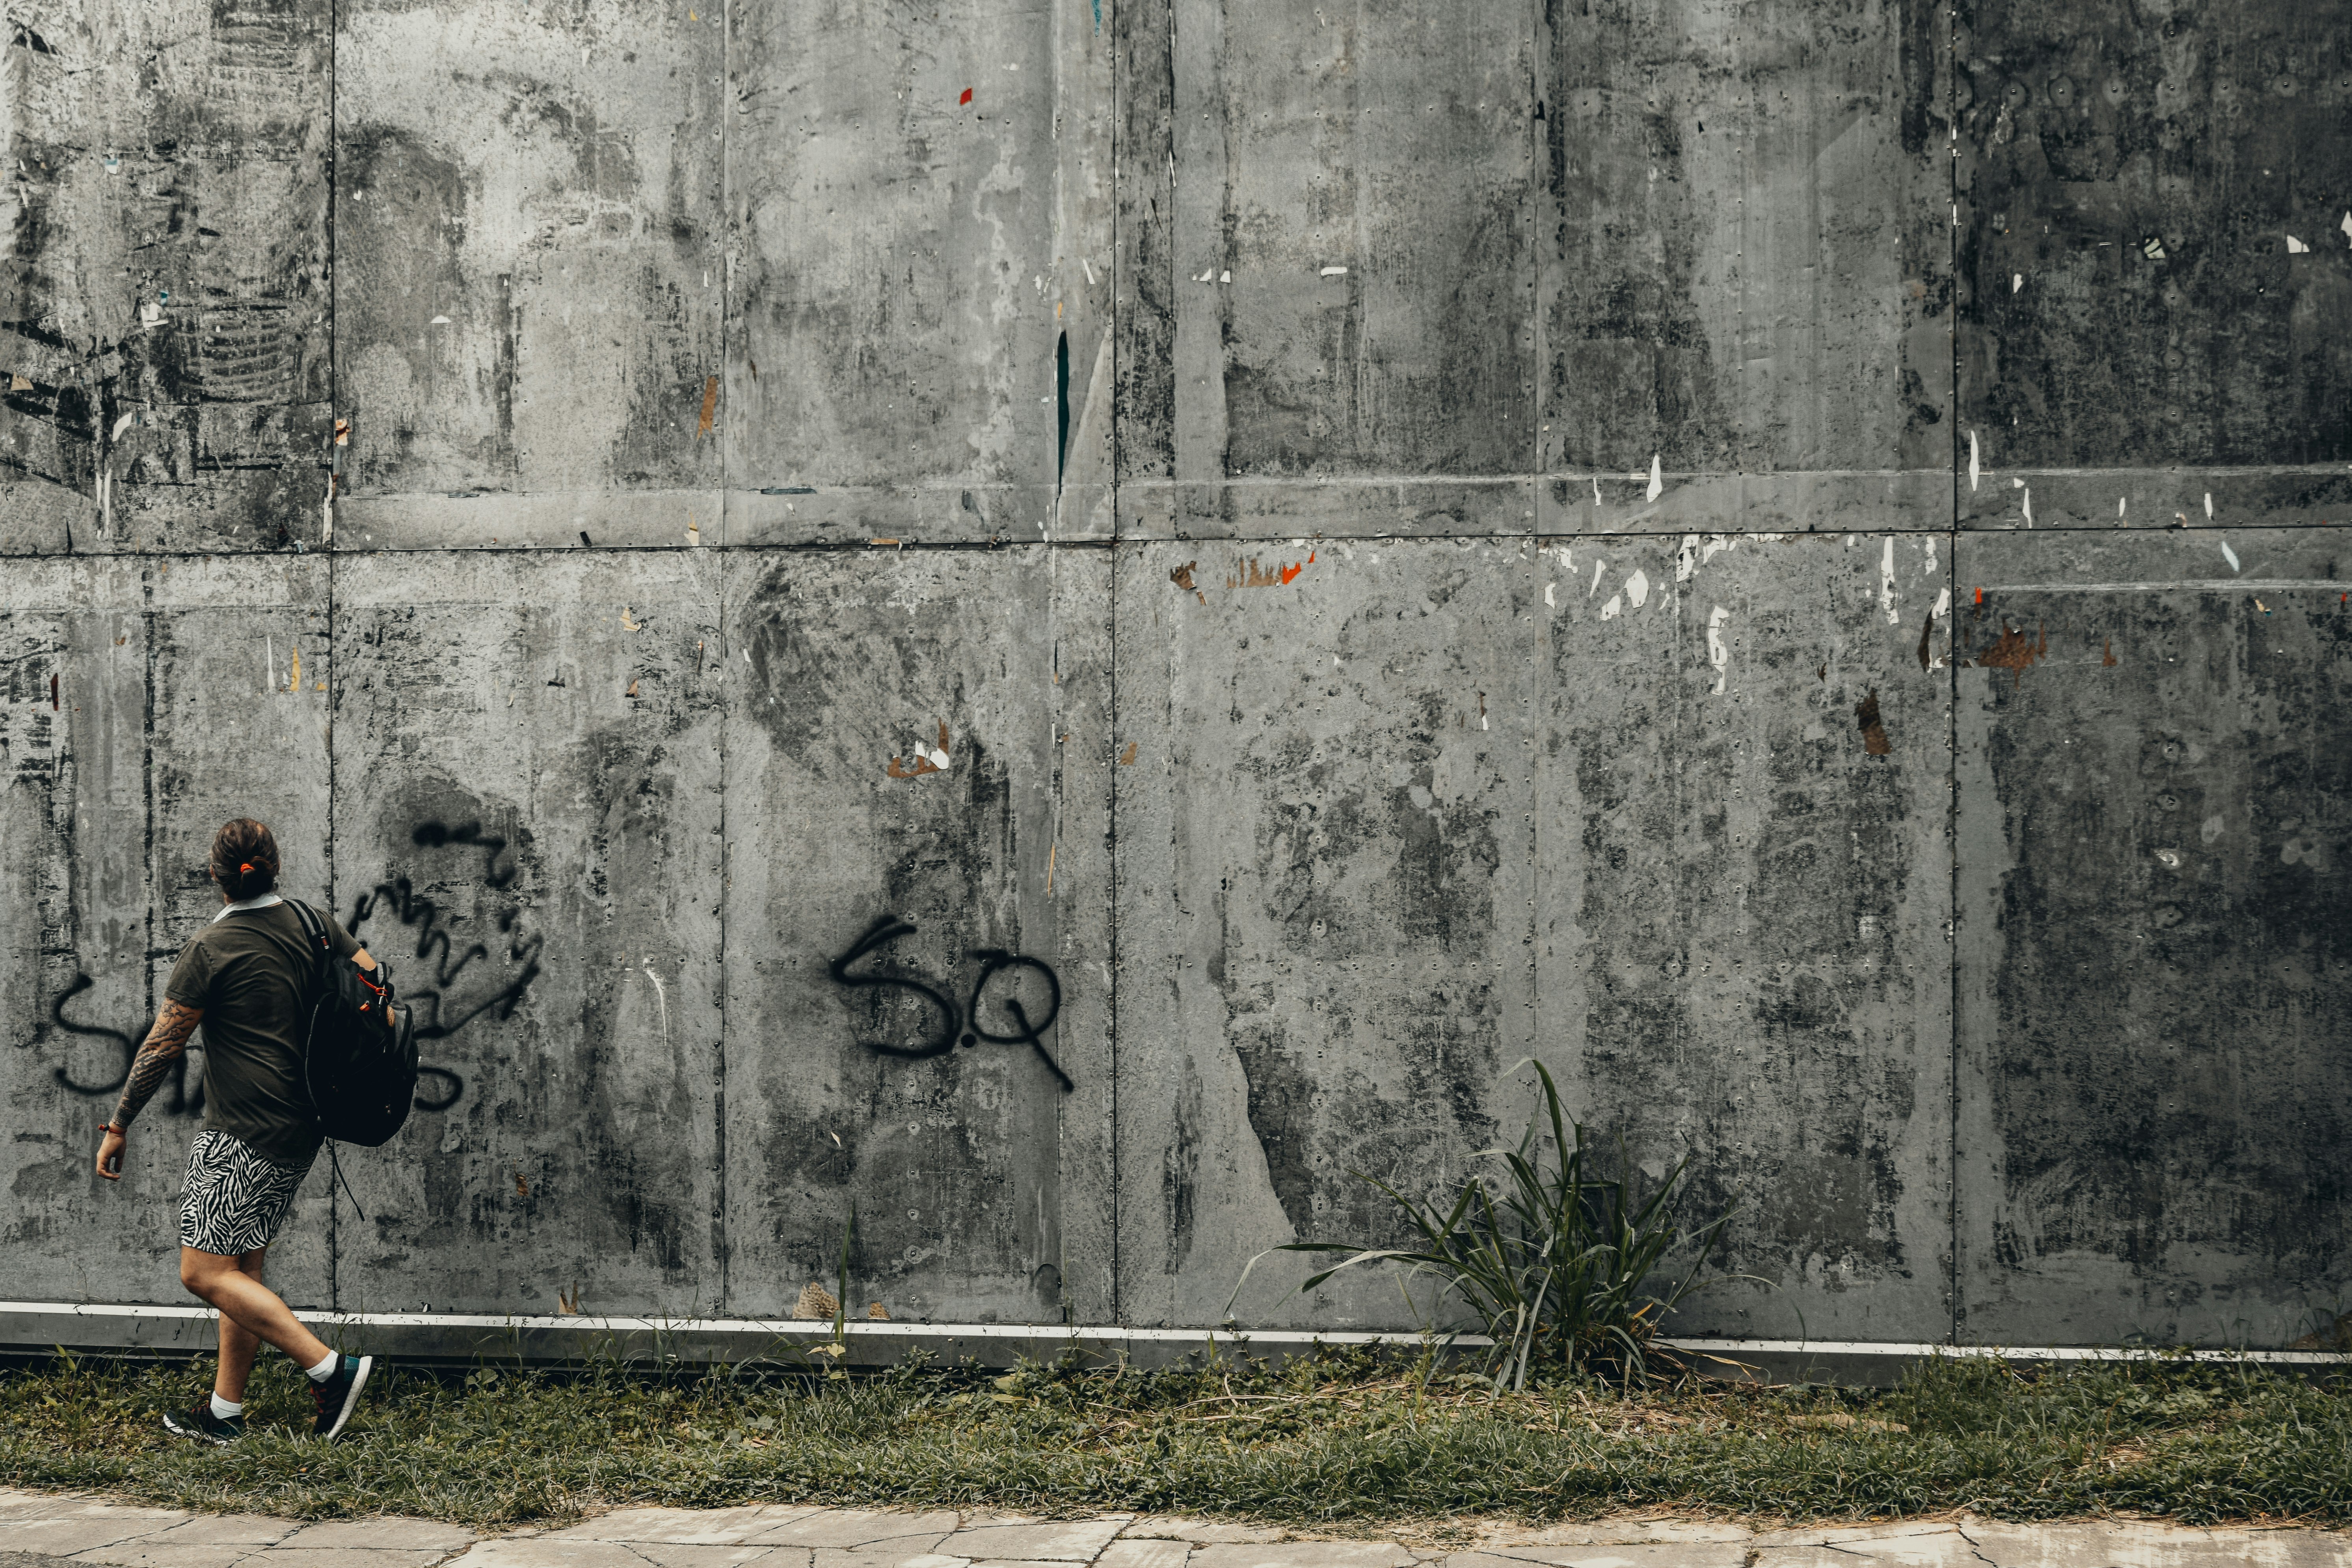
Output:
[239, 862, 253, 873]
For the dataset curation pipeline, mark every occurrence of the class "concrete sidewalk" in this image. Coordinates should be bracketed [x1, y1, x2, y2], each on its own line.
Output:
[1, 1490, 2346, 1568]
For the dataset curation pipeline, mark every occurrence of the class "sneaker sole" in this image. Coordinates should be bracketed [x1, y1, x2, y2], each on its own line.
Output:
[162, 1410, 236, 1447]
[320, 1354, 373, 1442]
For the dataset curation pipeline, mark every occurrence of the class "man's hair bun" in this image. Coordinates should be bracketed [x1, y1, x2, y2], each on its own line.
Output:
[211, 820, 280, 901]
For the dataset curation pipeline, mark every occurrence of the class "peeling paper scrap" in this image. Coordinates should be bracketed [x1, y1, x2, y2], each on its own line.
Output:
[1880, 537, 1900, 624]
[1676, 534, 1699, 582]
[1319, 265, 1348, 276]
[1968, 431, 1980, 490]
[1646, 454, 1664, 503]
[2221, 539, 2240, 573]
[1626, 568, 1650, 608]
[1600, 594, 1623, 620]
[2287, 235, 2310, 253]
[1707, 606, 1731, 694]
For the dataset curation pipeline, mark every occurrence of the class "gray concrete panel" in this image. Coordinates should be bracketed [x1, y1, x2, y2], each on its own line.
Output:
[328, 550, 724, 1315]
[1954, 528, 2352, 1348]
[2, 557, 332, 1306]
[332, 0, 724, 548]
[1538, 529, 1955, 1342]
[1957, 464, 2352, 533]
[1540, 0, 1951, 538]
[0, 0, 332, 555]
[1116, 539, 1539, 1330]
[726, 0, 1107, 548]
[1116, 2, 1537, 540]
[1955, 1, 2352, 468]
[720, 545, 1109, 1324]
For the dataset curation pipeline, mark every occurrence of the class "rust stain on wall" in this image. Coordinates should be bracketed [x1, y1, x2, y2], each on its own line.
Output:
[1856, 688, 1892, 755]
[1973, 621, 2051, 685]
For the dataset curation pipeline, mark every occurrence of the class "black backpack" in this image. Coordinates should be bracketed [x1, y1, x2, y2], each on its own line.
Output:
[289, 900, 419, 1147]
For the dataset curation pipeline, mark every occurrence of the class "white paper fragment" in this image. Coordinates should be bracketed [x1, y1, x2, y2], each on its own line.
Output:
[1219, 270, 1230, 283]
[111, 411, 134, 442]
[1544, 582, 1557, 607]
[2013, 477, 2024, 488]
[1319, 266, 1348, 276]
[430, 314, 450, 324]
[322, 475, 334, 543]
[1591, 474, 1602, 507]
[1880, 537, 1900, 624]
[2287, 235, 2309, 253]
[2204, 492, 2213, 518]
[1646, 454, 1664, 504]
[2118, 496, 2127, 517]
[2221, 539, 2241, 573]
[1081, 258, 1097, 285]
[2013, 273, 2024, 292]
[1676, 533, 1700, 582]
[1707, 606, 1731, 694]
[1589, 560, 1605, 597]
[2023, 487, 2033, 527]
[1626, 568, 1651, 608]
[1600, 594, 1623, 620]
[2341, 212, 2352, 245]
[1969, 431, 1980, 490]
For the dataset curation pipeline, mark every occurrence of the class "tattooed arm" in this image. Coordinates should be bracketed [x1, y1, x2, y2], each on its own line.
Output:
[94, 1000, 203, 1182]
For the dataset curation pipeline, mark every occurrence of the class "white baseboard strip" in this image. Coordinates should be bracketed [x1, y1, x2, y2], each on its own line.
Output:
[1, 1304, 2338, 1384]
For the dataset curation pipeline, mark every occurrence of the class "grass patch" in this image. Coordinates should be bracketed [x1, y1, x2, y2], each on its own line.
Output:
[2, 1347, 2346, 1531]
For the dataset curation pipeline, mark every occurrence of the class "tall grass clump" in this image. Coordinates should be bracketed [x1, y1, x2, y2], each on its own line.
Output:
[1231, 1059, 1739, 1388]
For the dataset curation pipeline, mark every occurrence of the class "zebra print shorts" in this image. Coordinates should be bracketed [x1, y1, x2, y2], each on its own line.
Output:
[178, 1131, 313, 1256]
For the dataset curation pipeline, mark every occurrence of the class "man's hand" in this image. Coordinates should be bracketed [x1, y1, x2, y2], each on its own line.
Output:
[96, 1124, 127, 1181]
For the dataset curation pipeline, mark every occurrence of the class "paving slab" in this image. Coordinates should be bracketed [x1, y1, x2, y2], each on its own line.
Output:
[0, 1505, 199, 1558]
[946, 1523, 1132, 1562]
[1122, 1525, 1287, 1547]
[1184, 1546, 1418, 1568]
[1952, 1519, 2352, 1568]
[142, 1518, 303, 1547]
[548, 1508, 824, 1547]
[1095, 1544, 1191, 1568]
[273, 1522, 478, 1553]
[442, 1542, 656, 1568]
[1443, 1546, 1751, 1568]
[66, 1543, 258, 1568]
[764, 1514, 963, 1550]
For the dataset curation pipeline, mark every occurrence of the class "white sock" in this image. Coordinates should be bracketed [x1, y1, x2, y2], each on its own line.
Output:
[210, 1393, 243, 1420]
[305, 1350, 342, 1382]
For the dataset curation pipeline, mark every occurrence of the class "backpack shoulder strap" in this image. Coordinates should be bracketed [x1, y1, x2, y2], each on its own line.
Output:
[287, 899, 333, 985]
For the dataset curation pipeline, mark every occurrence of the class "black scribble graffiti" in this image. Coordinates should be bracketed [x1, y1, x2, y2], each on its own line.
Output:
[348, 822, 541, 1060]
[35, 973, 204, 1114]
[827, 915, 1071, 1091]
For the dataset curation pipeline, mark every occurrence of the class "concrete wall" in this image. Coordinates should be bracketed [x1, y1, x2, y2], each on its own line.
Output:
[3, 0, 2345, 1349]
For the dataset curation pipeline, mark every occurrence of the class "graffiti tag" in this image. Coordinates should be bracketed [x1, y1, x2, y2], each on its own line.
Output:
[827, 915, 1071, 1091]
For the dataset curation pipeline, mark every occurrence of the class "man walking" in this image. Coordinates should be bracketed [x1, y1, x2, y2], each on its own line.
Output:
[95, 818, 378, 1443]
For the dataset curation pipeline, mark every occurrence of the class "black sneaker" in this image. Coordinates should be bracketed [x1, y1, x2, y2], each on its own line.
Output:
[309, 1353, 374, 1441]
[163, 1402, 245, 1445]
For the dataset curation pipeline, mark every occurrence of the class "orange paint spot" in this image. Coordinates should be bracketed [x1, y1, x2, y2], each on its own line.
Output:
[1307, 550, 1316, 563]
[1279, 562, 1303, 585]
[1974, 586, 1984, 604]
[959, 87, 973, 105]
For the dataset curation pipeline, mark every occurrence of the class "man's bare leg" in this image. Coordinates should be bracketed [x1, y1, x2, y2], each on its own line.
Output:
[181, 1247, 331, 1370]
[212, 1248, 269, 1404]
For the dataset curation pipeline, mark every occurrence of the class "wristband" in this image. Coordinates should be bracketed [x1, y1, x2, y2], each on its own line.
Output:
[99, 1121, 127, 1136]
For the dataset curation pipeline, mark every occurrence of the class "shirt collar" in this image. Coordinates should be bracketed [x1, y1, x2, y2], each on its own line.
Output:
[209, 892, 285, 924]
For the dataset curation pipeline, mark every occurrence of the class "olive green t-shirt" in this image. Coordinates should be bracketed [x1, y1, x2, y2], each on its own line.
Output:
[164, 900, 359, 1167]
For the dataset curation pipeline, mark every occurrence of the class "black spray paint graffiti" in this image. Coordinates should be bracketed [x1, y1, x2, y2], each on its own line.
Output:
[34, 819, 536, 1116]
[40, 973, 205, 1114]
[346, 820, 546, 1110]
[828, 915, 1071, 1091]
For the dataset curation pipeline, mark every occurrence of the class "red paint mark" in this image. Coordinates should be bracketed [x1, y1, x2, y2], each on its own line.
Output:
[1307, 550, 1316, 564]
[1279, 562, 1303, 585]
[959, 87, 973, 105]
[1974, 586, 1983, 604]
[50, 673, 59, 711]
